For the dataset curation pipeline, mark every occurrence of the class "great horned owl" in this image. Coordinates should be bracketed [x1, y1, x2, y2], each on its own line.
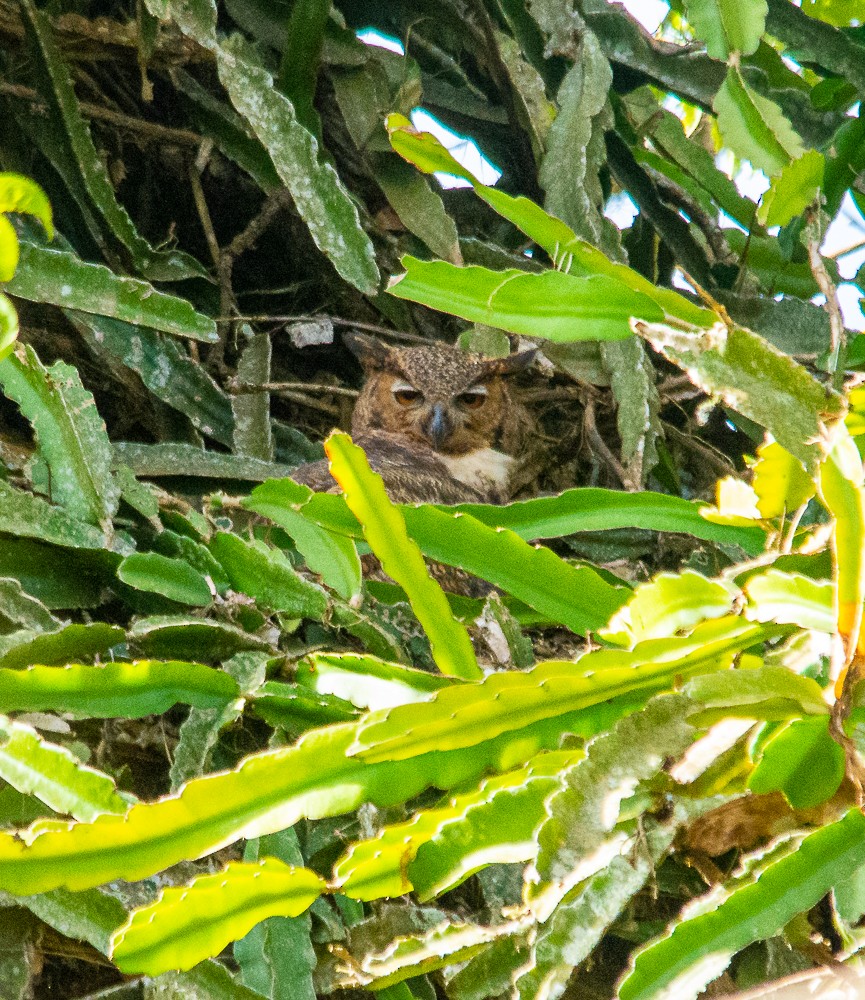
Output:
[292, 333, 538, 504]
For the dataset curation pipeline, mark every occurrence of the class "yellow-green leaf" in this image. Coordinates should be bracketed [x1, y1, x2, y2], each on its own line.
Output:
[0, 292, 18, 364]
[757, 150, 825, 227]
[324, 433, 480, 680]
[683, 0, 767, 58]
[111, 859, 325, 975]
[752, 439, 815, 518]
[714, 67, 804, 176]
[819, 423, 865, 656]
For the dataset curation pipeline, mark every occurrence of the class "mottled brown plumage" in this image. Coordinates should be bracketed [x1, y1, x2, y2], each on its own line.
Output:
[292, 333, 538, 504]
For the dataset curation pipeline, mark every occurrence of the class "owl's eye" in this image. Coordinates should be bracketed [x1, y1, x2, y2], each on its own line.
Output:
[393, 383, 423, 406]
[457, 387, 488, 410]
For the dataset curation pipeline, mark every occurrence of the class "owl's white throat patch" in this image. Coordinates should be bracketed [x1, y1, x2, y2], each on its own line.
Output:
[440, 448, 515, 492]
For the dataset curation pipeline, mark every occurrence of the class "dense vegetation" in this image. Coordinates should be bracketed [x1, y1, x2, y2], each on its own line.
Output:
[1, 0, 865, 997]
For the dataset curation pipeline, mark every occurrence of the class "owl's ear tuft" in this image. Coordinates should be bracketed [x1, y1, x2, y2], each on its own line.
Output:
[344, 332, 394, 372]
[481, 349, 537, 378]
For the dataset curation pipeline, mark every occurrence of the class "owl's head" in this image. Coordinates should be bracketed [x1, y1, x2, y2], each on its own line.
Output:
[346, 333, 535, 456]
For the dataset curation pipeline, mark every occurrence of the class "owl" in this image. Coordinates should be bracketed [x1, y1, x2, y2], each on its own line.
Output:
[291, 333, 538, 504]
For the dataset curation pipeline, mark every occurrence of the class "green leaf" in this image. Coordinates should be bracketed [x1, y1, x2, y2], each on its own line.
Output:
[495, 28, 554, 159]
[626, 90, 758, 230]
[153, 530, 230, 596]
[387, 114, 477, 183]
[128, 615, 272, 662]
[0, 578, 59, 632]
[233, 325, 273, 461]
[249, 681, 360, 732]
[375, 157, 463, 264]
[530, 695, 697, 912]
[0, 214, 18, 286]
[68, 313, 234, 447]
[210, 532, 329, 620]
[278, 0, 329, 134]
[601, 338, 662, 487]
[0, 346, 119, 531]
[334, 914, 528, 991]
[819, 424, 865, 653]
[113, 465, 160, 520]
[0, 292, 18, 363]
[539, 30, 618, 255]
[215, 36, 379, 295]
[21, 1, 205, 281]
[118, 552, 213, 607]
[335, 750, 581, 902]
[171, 653, 266, 791]
[0, 661, 240, 718]
[297, 653, 455, 711]
[0, 707, 578, 893]
[110, 859, 325, 975]
[683, 0, 767, 57]
[0, 622, 124, 670]
[248, 479, 771, 632]
[0, 635, 769, 898]
[757, 150, 825, 227]
[601, 571, 736, 646]
[352, 618, 778, 765]
[618, 810, 865, 1000]
[8, 242, 218, 342]
[685, 665, 829, 725]
[151, 962, 271, 999]
[744, 569, 834, 632]
[0, 482, 107, 548]
[751, 440, 815, 518]
[324, 433, 480, 681]
[173, 67, 281, 192]
[388, 258, 664, 343]
[235, 829, 317, 1000]
[835, 860, 865, 925]
[141, 0, 216, 52]
[451, 488, 767, 553]
[515, 808, 689, 1000]
[247, 479, 362, 602]
[115, 442, 295, 481]
[256, 481, 671, 635]
[0, 173, 51, 300]
[368, 505, 624, 635]
[724, 230, 840, 299]
[748, 715, 844, 808]
[386, 113, 713, 329]
[801, 0, 865, 26]
[0, 717, 127, 822]
[0, 538, 112, 609]
[713, 66, 804, 176]
[633, 319, 843, 473]
[0, 886, 126, 957]
[448, 935, 532, 1000]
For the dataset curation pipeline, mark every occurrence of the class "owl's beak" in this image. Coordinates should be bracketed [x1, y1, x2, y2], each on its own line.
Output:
[423, 403, 452, 450]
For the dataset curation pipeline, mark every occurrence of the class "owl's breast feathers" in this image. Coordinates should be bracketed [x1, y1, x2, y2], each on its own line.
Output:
[290, 430, 494, 504]
[440, 448, 515, 495]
